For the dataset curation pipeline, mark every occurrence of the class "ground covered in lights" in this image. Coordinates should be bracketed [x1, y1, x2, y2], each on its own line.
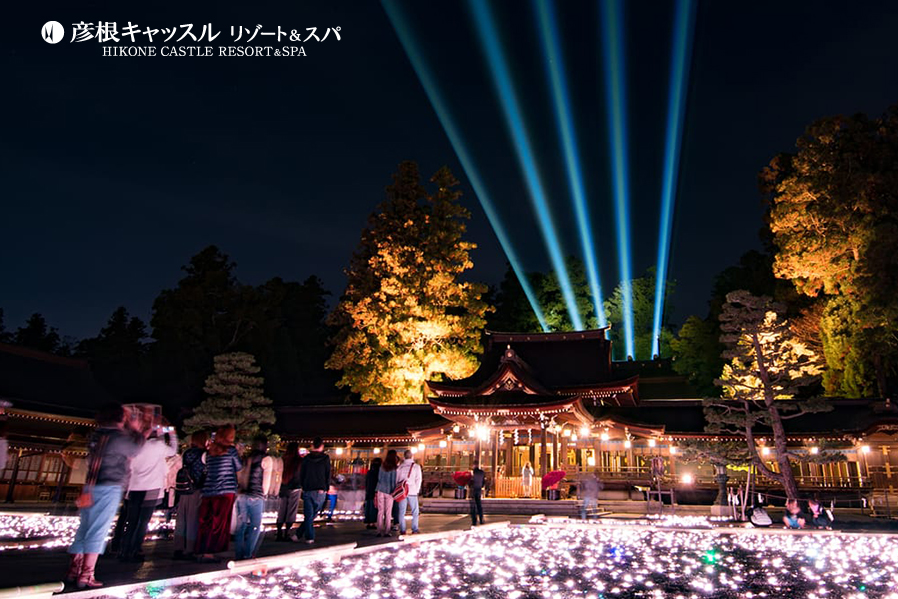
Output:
[0, 510, 362, 551]
[124, 526, 898, 599]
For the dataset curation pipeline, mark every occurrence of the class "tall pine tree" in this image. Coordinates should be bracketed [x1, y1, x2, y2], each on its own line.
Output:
[327, 162, 490, 404]
[183, 352, 275, 442]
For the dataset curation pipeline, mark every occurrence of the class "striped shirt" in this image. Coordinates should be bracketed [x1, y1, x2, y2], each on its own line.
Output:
[202, 447, 242, 497]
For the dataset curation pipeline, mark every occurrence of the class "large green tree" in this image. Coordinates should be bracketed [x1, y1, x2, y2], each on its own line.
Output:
[0, 308, 10, 343]
[538, 257, 600, 332]
[604, 268, 675, 360]
[14, 313, 62, 354]
[183, 352, 275, 443]
[487, 264, 543, 333]
[77, 307, 149, 400]
[705, 290, 829, 500]
[763, 104, 898, 396]
[327, 161, 490, 404]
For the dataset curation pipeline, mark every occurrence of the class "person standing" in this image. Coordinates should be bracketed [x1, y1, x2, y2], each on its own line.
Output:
[375, 450, 399, 537]
[234, 435, 274, 560]
[173, 431, 207, 560]
[117, 419, 178, 562]
[364, 457, 382, 529]
[579, 472, 602, 519]
[521, 462, 534, 498]
[195, 425, 242, 562]
[66, 403, 142, 589]
[470, 461, 486, 526]
[295, 437, 331, 544]
[276, 442, 302, 541]
[395, 450, 422, 535]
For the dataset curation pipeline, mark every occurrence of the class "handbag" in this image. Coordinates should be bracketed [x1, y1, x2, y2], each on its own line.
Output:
[391, 480, 409, 502]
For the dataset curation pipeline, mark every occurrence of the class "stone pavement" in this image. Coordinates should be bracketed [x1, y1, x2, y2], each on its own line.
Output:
[0, 513, 534, 592]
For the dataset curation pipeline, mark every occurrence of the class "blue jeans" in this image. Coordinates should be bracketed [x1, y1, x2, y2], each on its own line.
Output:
[397, 495, 419, 533]
[581, 497, 597, 519]
[70, 485, 123, 555]
[234, 495, 264, 560]
[325, 493, 337, 518]
[470, 489, 483, 525]
[302, 490, 326, 541]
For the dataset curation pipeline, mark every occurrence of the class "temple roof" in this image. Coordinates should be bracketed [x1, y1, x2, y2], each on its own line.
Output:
[0, 342, 112, 418]
[427, 329, 639, 408]
[275, 404, 451, 443]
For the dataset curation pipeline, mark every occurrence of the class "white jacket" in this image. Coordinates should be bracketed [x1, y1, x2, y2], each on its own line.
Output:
[396, 458, 422, 496]
[128, 432, 178, 493]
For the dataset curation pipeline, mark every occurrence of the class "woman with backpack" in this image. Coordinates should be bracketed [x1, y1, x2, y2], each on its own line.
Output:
[172, 431, 208, 560]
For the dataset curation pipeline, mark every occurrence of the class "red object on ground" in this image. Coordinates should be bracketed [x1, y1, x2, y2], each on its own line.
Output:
[453, 471, 472, 486]
[541, 470, 566, 490]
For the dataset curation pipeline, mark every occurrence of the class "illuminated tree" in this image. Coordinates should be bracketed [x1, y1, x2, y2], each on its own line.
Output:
[183, 351, 275, 442]
[327, 162, 490, 404]
[705, 290, 829, 500]
[539, 257, 600, 332]
[762, 104, 898, 396]
[604, 268, 675, 360]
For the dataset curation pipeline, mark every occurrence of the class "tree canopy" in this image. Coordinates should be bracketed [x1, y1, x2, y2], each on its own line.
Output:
[763, 104, 898, 397]
[326, 161, 490, 404]
[705, 290, 829, 500]
[183, 351, 275, 443]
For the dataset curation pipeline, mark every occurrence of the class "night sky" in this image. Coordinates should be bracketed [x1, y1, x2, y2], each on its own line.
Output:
[4, 0, 898, 341]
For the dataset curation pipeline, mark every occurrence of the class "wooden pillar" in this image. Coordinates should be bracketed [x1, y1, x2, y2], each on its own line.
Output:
[490, 430, 500, 483]
[4, 449, 22, 504]
[540, 427, 549, 479]
[505, 434, 514, 475]
[559, 433, 568, 469]
[592, 436, 600, 474]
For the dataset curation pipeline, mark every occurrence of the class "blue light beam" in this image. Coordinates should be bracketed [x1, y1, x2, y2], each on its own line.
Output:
[382, 0, 550, 332]
[468, 0, 585, 331]
[600, 0, 635, 358]
[651, 0, 697, 358]
[534, 0, 607, 328]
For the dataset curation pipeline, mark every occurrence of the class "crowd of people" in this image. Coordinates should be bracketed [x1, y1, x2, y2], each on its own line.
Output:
[65, 402, 430, 589]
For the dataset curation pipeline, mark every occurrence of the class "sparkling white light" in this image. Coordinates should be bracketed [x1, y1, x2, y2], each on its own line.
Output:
[119, 526, 898, 599]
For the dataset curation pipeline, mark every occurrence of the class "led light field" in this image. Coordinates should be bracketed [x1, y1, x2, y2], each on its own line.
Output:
[125, 526, 898, 599]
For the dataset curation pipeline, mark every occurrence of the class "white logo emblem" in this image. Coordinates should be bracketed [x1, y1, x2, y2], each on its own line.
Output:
[42, 21, 64, 44]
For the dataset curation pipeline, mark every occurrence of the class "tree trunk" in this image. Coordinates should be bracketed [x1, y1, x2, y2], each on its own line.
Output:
[752, 333, 800, 501]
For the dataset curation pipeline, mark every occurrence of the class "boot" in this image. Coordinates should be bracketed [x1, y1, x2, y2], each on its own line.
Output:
[65, 554, 83, 583]
[275, 525, 283, 542]
[77, 554, 103, 589]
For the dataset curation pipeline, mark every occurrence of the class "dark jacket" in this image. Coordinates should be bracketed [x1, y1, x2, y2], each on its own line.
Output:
[182, 446, 207, 491]
[299, 450, 331, 492]
[365, 464, 380, 501]
[471, 467, 486, 492]
[87, 427, 142, 487]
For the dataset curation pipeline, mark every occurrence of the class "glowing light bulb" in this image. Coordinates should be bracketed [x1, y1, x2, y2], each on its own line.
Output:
[861, 445, 871, 454]
[600, 432, 610, 441]
[648, 439, 656, 447]
[373, 447, 380, 454]
[335, 447, 344, 455]
[439, 440, 447, 448]
[681, 473, 693, 484]
[669, 446, 677, 455]
[762, 447, 771, 456]
[624, 439, 631, 449]
[810, 446, 819, 455]
[418, 443, 426, 451]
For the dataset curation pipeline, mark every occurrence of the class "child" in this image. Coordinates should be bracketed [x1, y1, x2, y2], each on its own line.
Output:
[782, 498, 806, 529]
